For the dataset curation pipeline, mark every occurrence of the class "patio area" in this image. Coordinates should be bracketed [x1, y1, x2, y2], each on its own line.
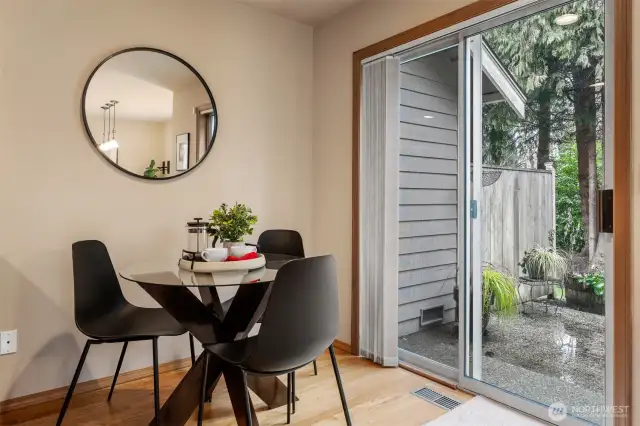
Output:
[399, 301, 606, 424]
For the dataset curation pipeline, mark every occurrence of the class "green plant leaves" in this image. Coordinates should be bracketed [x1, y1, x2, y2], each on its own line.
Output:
[519, 245, 568, 279]
[143, 159, 159, 178]
[208, 202, 258, 242]
[482, 266, 519, 318]
[575, 271, 605, 296]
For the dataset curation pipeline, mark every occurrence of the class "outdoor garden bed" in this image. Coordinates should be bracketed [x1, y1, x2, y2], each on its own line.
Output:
[565, 275, 605, 315]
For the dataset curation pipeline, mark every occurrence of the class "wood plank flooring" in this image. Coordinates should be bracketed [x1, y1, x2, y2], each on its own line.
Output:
[0, 350, 472, 425]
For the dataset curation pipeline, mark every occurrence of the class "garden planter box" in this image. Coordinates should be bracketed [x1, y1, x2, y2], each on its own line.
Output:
[565, 277, 605, 315]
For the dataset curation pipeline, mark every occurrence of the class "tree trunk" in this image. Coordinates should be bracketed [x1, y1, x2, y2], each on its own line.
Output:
[536, 55, 557, 170]
[536, 89, 551, 170]
[573, 65, 598, 259]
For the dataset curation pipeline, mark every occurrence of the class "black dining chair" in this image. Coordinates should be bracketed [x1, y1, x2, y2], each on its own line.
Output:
[197, 229, 314, 414]
[197, 255, 352, 426]
[241, 228, 317, 419]
[251, 229, 316, 419]
[56, 240, 195, 426]
[254, 229, 305, 258]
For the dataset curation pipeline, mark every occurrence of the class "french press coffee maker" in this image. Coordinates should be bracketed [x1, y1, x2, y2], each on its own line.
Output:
[183, 217, 211, 261]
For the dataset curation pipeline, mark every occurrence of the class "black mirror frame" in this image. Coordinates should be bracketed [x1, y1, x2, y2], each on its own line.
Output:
[81, 47, 218, 181]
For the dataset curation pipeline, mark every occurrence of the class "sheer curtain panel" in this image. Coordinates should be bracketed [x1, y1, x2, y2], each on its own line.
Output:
[359, 56, 400, 367]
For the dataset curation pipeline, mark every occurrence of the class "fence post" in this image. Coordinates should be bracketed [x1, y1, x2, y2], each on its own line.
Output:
[545, 162, 556, 249]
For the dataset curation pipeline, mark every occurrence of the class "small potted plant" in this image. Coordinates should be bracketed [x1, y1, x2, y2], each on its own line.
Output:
[143, 159, 160, 178]
[519, 245, 568, 280]
[482, 266, 519, 330]
[207, 202, 258, 248]
[454, 265, 519, 335]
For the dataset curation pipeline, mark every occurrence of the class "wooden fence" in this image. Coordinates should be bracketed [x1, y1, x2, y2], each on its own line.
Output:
[480, 165, 556, 277]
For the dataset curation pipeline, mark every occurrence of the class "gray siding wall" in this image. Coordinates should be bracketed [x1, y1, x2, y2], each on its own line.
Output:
[398, 58, 458, 337]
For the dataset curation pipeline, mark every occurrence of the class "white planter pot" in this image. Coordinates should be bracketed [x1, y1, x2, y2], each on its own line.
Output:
[222, 241, 245, 249]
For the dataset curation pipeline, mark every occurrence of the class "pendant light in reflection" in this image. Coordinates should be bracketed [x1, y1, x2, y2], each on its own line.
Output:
[98, 101, 119, 153]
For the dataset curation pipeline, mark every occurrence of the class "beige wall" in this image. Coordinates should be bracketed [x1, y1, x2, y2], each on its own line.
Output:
[167, 83, 211, 175]
[312, 0, 476, 343]
[0, 0, 312, 400]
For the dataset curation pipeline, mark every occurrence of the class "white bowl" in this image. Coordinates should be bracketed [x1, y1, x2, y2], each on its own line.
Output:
[229, 245, 257, 258]
[201, 248, 228, 262]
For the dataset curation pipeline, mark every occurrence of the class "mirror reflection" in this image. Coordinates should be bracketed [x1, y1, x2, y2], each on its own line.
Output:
[83, 49, 217, 179]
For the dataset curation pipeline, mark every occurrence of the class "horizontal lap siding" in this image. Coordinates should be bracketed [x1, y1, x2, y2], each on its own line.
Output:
[398, 279, 456, 304]
[399, 234, 456, 254]
[401, 123, 457, 145]
[400, 156, 457, 174]
[400, 106, 457, 130]
[399, 189, 457, 205]
[399, 220, 457, 238]
[399, 264, 458, 288]
[401, 73, 456, 100]
[401, 89, 457, 115]
[400, 140, 457, 159]
[400, 172, 457, 189]
[399, 249, 457, 271]
[400, 205, 456, 221]
[398, 58, 458, 337]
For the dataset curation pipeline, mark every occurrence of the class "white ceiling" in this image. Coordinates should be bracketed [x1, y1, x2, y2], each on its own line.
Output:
[236, 0, 364, 26]
[85, 69, 174, 121]
[106, 51, 199, 91]
[85, 51, 206, 121]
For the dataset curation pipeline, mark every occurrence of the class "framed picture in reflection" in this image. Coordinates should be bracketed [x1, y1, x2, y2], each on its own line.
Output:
[176, 133, 190, 171]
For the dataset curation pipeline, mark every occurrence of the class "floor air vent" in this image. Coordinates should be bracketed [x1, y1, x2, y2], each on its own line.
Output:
[412, 387, 462, 411]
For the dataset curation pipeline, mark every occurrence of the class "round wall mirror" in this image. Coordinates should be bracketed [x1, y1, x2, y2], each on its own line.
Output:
[82, 48, 218, 180]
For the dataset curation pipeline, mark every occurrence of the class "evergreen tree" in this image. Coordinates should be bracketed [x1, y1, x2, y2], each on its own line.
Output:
[483, 0, 604, 257]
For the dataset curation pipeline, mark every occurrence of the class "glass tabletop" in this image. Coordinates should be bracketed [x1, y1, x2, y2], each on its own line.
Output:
[120, 253, 298, 287]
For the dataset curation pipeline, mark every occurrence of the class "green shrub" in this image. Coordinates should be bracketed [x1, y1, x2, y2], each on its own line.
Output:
[207, 203, 258, 242]
[483, 266, 519, 318]
[555, 142, 603, 253]
[574, 271, 605, 296]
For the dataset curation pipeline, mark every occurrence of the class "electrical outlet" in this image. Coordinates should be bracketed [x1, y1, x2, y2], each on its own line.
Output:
[0, 330, 17, 355]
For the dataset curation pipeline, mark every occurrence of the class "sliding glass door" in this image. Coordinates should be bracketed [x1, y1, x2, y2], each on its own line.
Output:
[459, 1, 610, 425]
[386, 1, 614, 423]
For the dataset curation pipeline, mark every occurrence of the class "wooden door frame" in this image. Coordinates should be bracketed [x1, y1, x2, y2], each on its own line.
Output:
[351, 0, 632, 424]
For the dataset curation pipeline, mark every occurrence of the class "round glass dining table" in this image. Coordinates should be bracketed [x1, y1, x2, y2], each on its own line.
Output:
[120, 254, 299, 426]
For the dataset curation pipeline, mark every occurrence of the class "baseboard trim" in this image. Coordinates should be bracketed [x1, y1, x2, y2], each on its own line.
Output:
[1, 339, 352, 414]
[0, 357, 191, 414]
[333, 339, 351, 354]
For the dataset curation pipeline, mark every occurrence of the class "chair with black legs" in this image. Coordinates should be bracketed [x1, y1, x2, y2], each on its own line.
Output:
[197, 255, 352, 426]
[56, 240, 195, 426]
[197, 229, 312, 411]
[252, 230, 318, 381]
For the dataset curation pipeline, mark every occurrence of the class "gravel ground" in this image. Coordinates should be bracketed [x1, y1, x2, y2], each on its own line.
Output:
[399, 302, 605, 424]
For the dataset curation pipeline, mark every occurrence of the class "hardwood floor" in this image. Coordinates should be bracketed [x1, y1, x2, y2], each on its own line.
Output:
[0, 350, 472, 425]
